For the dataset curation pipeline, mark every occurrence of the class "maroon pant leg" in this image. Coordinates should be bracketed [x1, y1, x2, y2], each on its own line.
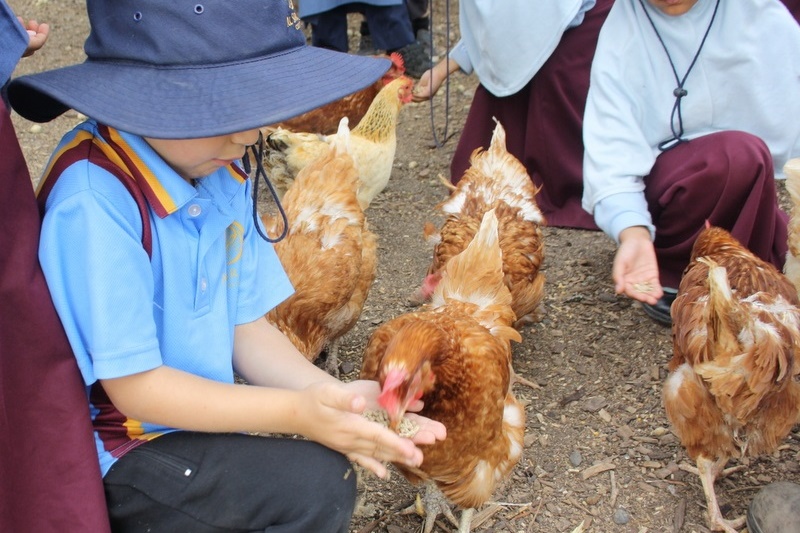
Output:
[646, 131, 788, 288]
[780, 0, 800, 24]
[449, 0, 613, 230]
[0, 99, 110, 532]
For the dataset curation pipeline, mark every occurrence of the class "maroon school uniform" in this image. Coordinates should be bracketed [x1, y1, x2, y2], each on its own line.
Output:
[783, 0, 800, 23]
[450, 0, 799, 234]
[645, 131, 789, 288]
[450, 0, 613, 230]
[0, 98, 111, 532]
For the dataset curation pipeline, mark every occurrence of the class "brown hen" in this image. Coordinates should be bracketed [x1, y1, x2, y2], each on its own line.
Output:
[266, 52, 405, 135]
[262, 118, 377, 376]
[410, 119, 546, 328]
[665, 225, 800, 532]
[360, 210, 526, 533]
[263, 75, 414, 209]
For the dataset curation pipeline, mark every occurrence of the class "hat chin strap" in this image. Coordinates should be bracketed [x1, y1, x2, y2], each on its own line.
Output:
[242, 131, 288, 243]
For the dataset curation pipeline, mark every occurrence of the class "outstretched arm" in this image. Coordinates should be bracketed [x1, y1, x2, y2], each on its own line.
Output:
[412, 56, 461, 102]
[232, 317, 446, 477]
[102, 317, 445, 480]
[612, 226, 663, 304]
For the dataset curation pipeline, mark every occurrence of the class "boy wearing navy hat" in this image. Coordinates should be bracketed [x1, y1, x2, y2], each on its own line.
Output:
[8, 1, 445, 531]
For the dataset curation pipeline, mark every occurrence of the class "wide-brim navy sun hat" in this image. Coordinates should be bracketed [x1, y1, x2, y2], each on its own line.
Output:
[8, 0, 390, 139]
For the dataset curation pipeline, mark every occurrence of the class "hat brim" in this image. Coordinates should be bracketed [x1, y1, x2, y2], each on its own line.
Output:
[8, 46, 390, 139]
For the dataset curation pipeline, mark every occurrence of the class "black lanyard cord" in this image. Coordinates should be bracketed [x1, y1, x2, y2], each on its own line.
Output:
[637, 0, 721, 151]
[428, 0, 453, 148]
[242, 131, 288, 243]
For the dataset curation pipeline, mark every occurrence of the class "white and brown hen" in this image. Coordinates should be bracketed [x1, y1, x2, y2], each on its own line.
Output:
[263, 75, 414, 209]
[665, 224, 800, 532]
[262, 118, 377, 376]
[410, 119, 546, 329]
[360, 209, 525, 533]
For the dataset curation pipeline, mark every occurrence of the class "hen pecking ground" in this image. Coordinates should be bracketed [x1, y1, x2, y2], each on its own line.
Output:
[10, 0, 800, 531]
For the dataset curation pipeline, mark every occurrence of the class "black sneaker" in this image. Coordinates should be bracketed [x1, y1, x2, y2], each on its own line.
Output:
[357, 34, 375, 56]
[392, 40, 431, 79]
[746, 482, 800, 533]
[357, 20, 375, 56]
[416, 28, 436, 55]
[641, 287, 677, 327]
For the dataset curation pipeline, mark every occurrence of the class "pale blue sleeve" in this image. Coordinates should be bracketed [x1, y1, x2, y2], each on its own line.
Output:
[581, 19, 658, 237]
[568, 0, 598, 29]
[39, 162, 163, 384]
[449, 40, 472, 75]
[593, 191, 655, 244]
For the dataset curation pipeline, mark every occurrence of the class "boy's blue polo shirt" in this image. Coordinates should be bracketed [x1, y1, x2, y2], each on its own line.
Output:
[38, 120, 294, 475]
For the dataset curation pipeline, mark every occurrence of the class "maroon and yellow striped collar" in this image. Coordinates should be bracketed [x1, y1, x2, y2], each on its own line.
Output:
[40, 124, 247, 219]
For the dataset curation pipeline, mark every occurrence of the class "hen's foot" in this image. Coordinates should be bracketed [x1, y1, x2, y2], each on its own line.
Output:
[421, 484, 460, 533]
[708, 514, 745, 533]
[511, 368, 540, 389]
[399, 484, 463, 533]
[694, 456, 745, 533]
[679, 462, 746, 479]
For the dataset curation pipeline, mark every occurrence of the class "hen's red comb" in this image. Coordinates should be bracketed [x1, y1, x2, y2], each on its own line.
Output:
[389, 51, 405, 71]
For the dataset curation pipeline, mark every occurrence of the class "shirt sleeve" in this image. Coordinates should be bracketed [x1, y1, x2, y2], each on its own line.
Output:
[569, 0, 598, 28]
[581, 15, 659, 240]
[39, 161, 163, 384]
[449, 40, 472, 75]
[593, 191, 655, 243]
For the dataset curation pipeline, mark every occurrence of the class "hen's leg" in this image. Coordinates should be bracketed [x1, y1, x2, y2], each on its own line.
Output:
[400, 483, 474, 533]
[695, 455, 746, 533]
[324, 339, 341, 378]
[680, 462, 747, 478]
[351, 466, 377, 518]
[457, 507, 475, 533]
[511, 367, 540, 389]
[418, 482, 459, 533]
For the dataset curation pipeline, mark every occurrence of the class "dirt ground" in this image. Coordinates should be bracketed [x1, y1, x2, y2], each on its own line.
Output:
[9, 1, 800, 532]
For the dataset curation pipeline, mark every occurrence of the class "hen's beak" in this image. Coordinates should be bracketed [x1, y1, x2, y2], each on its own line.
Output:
[378, 368, 406, 432]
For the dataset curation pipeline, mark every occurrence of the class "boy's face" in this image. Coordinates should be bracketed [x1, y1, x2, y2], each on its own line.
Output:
[145, 128, 261, 181]
[645, 0, 699, 16]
